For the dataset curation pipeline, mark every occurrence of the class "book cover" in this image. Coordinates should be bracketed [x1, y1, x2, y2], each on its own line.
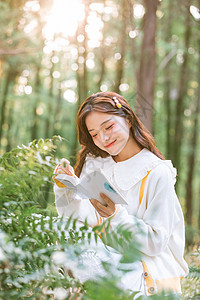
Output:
[54, 169, 127, 205]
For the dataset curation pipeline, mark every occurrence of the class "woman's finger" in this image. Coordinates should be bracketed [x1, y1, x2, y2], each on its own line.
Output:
[90, 199, 115, 217]
[55, 165, 71, 175]
[100, 193, 115, 209]
[54, 164, 60, 174]
[60, 159, 75, 176]
[91, 204, 109, 217]
[90, 199, 106, 210]
[96, 207, 114, 218]
[60, 158, 70, 168]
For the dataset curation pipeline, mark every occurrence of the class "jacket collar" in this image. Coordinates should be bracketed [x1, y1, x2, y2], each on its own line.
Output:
[86, 149, 177, 191]
[112, 149, 176, 190]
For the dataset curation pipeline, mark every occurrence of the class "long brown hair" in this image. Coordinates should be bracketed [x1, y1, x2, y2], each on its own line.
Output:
[74, 92, 164, 176]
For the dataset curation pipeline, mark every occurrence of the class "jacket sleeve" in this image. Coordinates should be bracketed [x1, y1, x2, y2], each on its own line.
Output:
[109, 164, 176, 257]
[54, 161, 98, 227]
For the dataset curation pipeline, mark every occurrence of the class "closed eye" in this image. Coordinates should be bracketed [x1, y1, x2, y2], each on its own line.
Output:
[105, 124, 114, 130]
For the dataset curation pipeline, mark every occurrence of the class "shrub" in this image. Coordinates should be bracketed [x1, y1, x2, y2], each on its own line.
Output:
[0, 137, 197, 299]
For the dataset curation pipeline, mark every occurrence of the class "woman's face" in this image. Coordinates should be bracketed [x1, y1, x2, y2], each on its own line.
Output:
[85, 111, 131, 156]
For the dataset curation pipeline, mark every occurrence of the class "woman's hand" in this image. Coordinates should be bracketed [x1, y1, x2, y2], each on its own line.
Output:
[54, 158, 75, 177]
[90, 193, 116, 218]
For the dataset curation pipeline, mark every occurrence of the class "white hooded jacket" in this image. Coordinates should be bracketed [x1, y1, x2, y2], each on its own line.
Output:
[54, 148, 189, 295]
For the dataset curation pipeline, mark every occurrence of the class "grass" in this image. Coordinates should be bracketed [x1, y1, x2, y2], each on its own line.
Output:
[182, 245, 200, 299]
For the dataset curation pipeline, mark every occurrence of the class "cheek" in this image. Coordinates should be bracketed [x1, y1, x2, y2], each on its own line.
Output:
[111, 123, 120, 133]
[92, 136, 98, 144]
[113, 122, 126, 134]
[92, 136, 102, 148]
[119, 121, 130, 132]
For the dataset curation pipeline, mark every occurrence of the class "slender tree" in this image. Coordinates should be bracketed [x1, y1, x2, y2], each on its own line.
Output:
[199, 186, 200, 230]
[52, 81, 62, 136]
[128, 0, 137, 84]
[45, 51, 55, 138]
[6, 103, 14, 152]
[82, 1, 89, 101]
[31, 65, 41, 140]
[185, 39, 200, 226]
[0, 67, 12, 144]
[114, 0, 129, 94]
[136, 0, 159, 132]
[71, 0, 90, 161]
[97, 4, 106, 91]
[97, 38, 106, 91]
[173, 1, 192, 172]
[43, 49, 56, 207]
[162, 0, 174, 158]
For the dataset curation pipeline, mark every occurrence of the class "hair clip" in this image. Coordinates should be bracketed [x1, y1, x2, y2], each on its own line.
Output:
[113, 96, 122, 108]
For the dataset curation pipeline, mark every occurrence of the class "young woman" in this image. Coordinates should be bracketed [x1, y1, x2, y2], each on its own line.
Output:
[54, 92, 188, 296]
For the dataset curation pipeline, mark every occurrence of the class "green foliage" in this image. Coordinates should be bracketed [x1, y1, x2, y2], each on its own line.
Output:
[0, 0, 199, 239]
[188, 248, 200, 280]
[0, 138, 198, 299]
[0, 0, 199, 296]
[189, 266, 200, 280]
[0, 136, 62, 211]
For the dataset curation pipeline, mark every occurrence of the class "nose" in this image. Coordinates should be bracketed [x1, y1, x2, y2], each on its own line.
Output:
[99, 131, 109, 142]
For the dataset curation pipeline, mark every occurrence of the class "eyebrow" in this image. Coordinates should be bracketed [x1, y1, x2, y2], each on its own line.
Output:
[88, 118, 113, 132]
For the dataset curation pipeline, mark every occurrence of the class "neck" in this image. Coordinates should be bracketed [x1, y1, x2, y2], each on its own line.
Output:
[112, 137, 142, 162]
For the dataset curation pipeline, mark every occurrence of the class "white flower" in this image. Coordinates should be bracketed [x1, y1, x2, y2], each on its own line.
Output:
[36, 151, 44, 164]
[51, 251, 67, 265]
[32, 213, 42, 218]
[54, 287, 68, 300]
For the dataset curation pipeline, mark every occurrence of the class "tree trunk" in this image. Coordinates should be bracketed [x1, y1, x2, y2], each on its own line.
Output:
[97, 26, 106, 90]
[31, 66, 41, 140]
[70, 70, 82, 166]
[71, 2, 90, 163]
[45, 51, 55, 138]
[52, 82, 62, 136]
[198, 186, 200, 230]
[70, 46, 85, 165]
[128, 0, 137, 89]
[82, 0, 90, 100]
[173, 2, 191, 172]
[136, 0, 159, 132]
[43, 52, 55, 207]
[114, 0, 128, 94]
[0, 68, 12, 144]
[6, 104, 14, 152]
[185, 39, 200, 226]
[162, 0, 174, 158]
[114, 0, 129, 94]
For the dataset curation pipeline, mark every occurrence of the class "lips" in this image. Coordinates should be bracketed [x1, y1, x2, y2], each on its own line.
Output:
[105, 140, 117, 148]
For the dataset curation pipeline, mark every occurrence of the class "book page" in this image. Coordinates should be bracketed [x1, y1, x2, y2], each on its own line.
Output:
[55, 170, 127, 205]
[55, 173, 79, 188]
[79, 169, 127, 205]
[54, 174, 92, 199]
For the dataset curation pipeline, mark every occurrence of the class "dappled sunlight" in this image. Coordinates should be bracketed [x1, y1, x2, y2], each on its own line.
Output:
[0, 0, 199, 298]
[41, 0, 104, 53]
[133, 4, 145, 19]
[190, 5, 200, 20]
[43, 0, 85, 39]
[63, 89, 77, 103]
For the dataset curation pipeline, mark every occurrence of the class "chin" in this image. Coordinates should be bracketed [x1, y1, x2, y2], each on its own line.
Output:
[105, 144, 125, 156]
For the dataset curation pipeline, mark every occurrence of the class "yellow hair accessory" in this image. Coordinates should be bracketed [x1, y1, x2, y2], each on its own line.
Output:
[113, 96, 122, 108]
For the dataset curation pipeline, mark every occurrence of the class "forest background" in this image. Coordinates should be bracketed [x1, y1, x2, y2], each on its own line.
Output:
[0, 0, 200, 298]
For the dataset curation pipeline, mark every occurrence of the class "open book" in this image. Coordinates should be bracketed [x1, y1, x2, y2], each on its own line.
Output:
[54, 168, 127, 206]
